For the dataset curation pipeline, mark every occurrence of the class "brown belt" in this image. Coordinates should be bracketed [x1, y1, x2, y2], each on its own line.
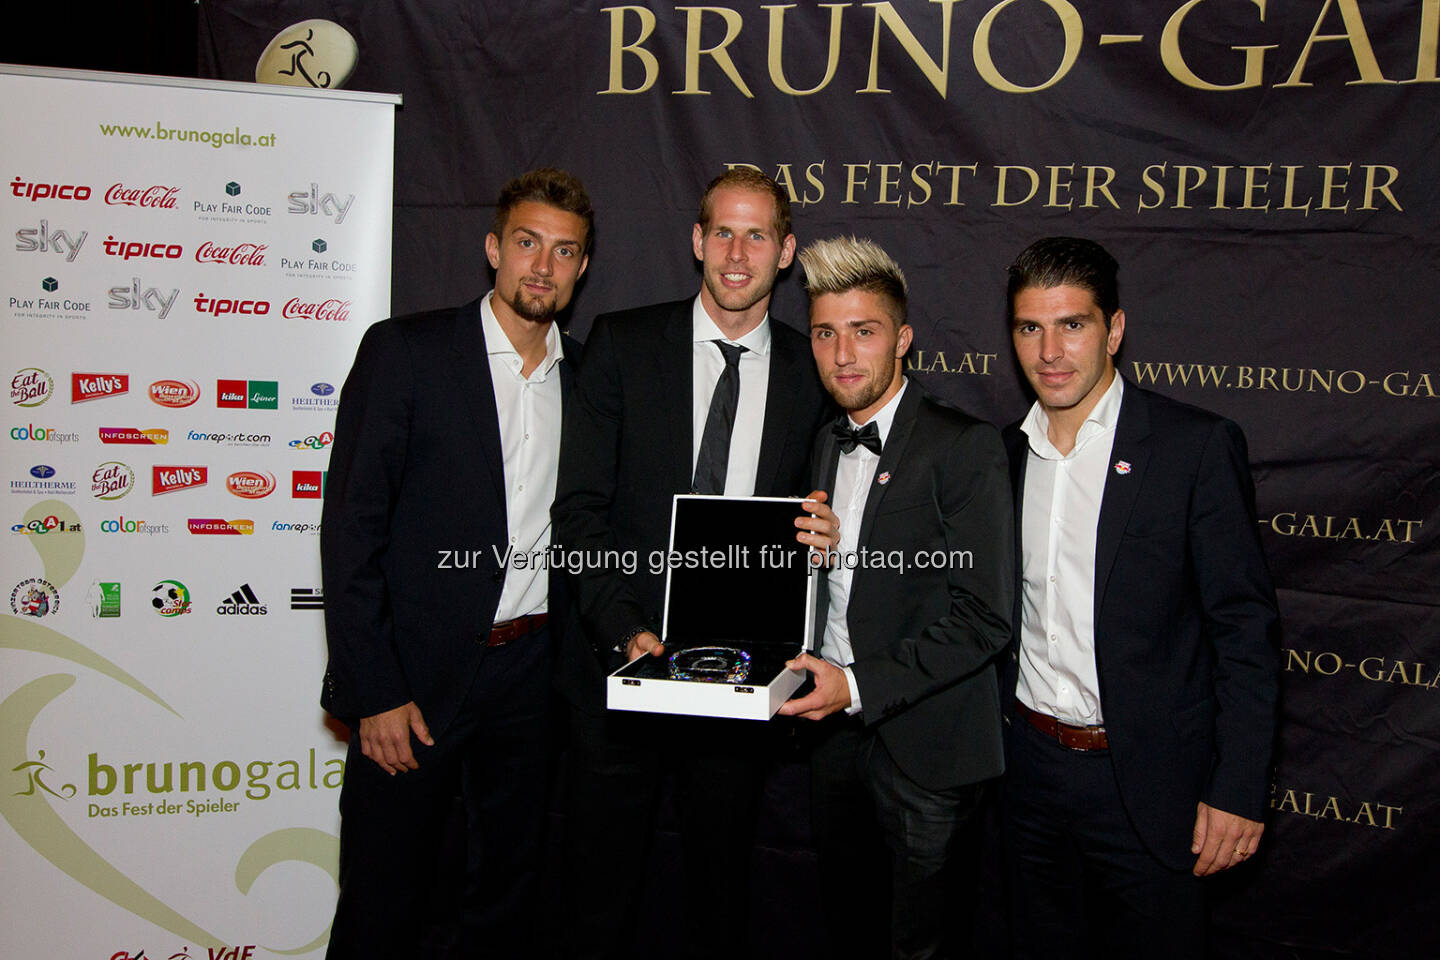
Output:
[1015, 699, 1109, 751]
[487, 613, 547, 647]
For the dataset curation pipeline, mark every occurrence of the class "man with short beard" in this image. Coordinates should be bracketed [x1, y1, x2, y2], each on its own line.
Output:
[780, 236, 1013, 960]
[552, 168, 834, 959]
[320, 168, 592, 958]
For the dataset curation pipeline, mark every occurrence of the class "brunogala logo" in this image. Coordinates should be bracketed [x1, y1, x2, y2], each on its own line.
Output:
[151, 579, 192, 617]
[11, 577, 60, 617]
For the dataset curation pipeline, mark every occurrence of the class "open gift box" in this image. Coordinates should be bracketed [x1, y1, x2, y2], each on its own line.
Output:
[606, 495, 817, 720]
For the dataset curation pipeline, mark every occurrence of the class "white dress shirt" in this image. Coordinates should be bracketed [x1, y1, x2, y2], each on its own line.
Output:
[480, 292, 564, 623]
[1015, 374, 1124, 725]
[821, 379, 909, 716]
[690, 295, 771, 497]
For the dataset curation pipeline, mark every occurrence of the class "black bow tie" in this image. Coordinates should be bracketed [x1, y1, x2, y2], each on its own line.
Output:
[833, 419, 882, 455]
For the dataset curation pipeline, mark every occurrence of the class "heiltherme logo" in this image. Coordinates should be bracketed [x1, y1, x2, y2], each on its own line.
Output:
[98, 121, 277, 150]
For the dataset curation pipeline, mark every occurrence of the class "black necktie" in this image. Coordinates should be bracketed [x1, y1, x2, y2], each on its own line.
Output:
[833, 418, 882, 455]
[693, 341, 748, 494]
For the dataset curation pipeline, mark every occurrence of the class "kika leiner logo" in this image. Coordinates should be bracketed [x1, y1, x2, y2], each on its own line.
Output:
[11, 577, 60, 617]
[12, 749, 77, 800]
[151, 580, 191, 617]
[11, 367, 53, 407]
[88, 580, 122, 617]
[217, 583, 266, 615]
[292, 470, 326, 498]
[216, 379, 277, 409]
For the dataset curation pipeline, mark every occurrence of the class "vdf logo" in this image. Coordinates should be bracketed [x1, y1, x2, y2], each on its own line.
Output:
[218, 583, 267, 615]
[151, 580, 191, 617]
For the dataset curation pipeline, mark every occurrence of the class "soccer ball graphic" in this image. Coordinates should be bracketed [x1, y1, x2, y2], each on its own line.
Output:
[151, 580, 191, 617]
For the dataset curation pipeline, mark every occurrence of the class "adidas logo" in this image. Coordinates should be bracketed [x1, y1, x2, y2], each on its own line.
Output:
[290, 587, 324, 610]
[217, 582, 267, 615]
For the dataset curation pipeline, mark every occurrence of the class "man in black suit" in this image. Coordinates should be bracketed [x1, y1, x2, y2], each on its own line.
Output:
[999, 237, 1280, 958]
[552, 168, 834, 959]
[319, 168, 593, 958]
[777, 237, 1013, 960]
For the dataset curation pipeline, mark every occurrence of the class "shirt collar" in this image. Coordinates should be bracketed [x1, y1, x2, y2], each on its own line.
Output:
[847, 377, 909, 449]
[1021, 373, 1124, 460]
[691, 294, 772, 356]
[481, 291, 563, 378]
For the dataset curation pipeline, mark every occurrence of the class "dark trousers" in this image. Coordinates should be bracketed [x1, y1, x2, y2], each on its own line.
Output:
[560, 705, 769, 960]
[810, 716, 991, 960]
[1002, 712, 1206, 960]
[326, 626, 553, 960]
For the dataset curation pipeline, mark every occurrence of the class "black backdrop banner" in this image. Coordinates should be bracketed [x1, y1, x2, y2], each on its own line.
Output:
[202, 2, 1438, 956]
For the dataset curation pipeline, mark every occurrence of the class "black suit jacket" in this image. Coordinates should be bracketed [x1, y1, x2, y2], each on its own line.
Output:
[552, 297, 832, 710]
[813, 384, 1013, 792]
[1001, 380, 1280, 869]
[320, 297, 579, 736]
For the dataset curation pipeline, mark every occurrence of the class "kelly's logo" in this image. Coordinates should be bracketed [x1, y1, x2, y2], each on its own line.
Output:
[152, 465, 207, 495]
[72, 373, 129, 403]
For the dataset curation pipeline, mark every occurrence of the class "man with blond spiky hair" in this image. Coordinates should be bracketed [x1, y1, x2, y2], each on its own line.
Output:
[779, 236, 1013, 960]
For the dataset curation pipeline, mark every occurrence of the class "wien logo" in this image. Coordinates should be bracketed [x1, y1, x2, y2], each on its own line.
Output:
[217, 583, 267, 615]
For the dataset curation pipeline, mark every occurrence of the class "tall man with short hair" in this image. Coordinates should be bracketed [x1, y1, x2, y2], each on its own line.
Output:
[321, 168, 593, 958]
[553, 168, 835, 959]
[779, 236, 1013, 959]
[1000, 236, 1279, 958]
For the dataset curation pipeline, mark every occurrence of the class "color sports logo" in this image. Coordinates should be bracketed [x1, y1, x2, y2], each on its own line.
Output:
[9, 424, 79, 443]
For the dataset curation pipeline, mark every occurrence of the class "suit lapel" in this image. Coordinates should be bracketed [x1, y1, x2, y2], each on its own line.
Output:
[855, 384, 921, 549]
[659, 301, 696, 493]
[1093, 382, 1151, 624]
[449, 299, 506, 508]
[756, 323, 802, 495]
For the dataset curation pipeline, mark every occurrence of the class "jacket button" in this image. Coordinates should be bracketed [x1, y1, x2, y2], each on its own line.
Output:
[492, 569, 504, 583]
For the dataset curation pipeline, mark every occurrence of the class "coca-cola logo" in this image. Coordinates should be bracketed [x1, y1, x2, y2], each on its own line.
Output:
[11, 368, 53, 407]
[153, 464, 208, 495]
[226, 470, 276, 499]
[92, 461, 135, 500]
[149, 378, 200, 408]
[195, 241, 267, 266]
[104, 183, 180, 209]
[283, 297, 351, 322]
[72, 373, 129, 403]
